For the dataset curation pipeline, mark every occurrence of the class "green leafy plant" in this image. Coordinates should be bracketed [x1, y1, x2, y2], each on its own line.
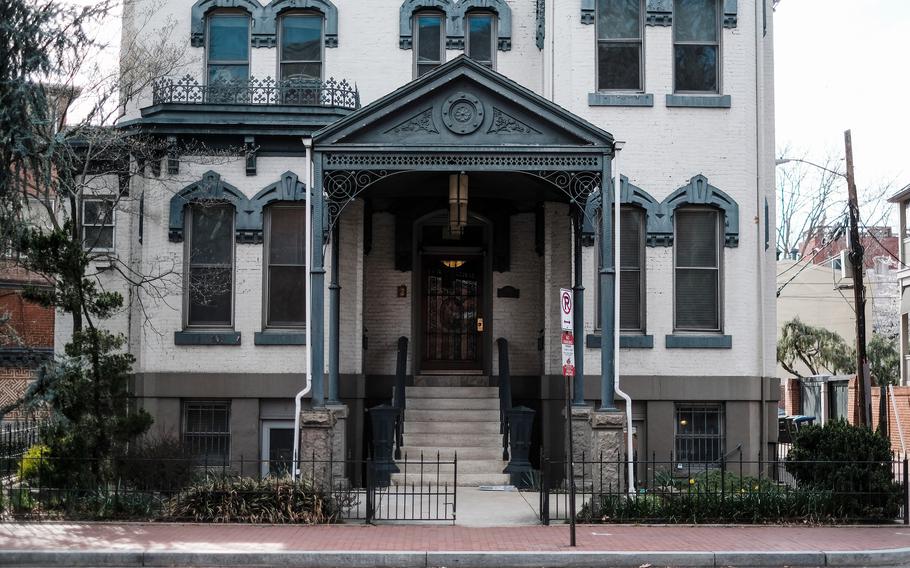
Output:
[777, 318, 855, 378]
[166, 475, 355, 524]
[18, 444, 53, 483]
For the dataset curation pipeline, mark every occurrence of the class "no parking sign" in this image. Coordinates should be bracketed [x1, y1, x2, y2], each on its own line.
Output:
[560, 288, 574, 377]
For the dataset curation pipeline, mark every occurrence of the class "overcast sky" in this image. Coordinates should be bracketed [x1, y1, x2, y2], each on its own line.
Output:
[774, 0, 910, 195]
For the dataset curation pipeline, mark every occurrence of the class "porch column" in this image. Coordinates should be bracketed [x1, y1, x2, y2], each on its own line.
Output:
[599, 157, 616, 411]
[328, 224, 341, 405]
[572, 213, 585, 405]
[311, 155, 326, 407]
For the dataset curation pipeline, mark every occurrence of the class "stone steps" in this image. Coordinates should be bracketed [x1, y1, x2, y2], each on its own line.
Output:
[399, 377, 509, 487]
[390, 473, 511, 487]
[398, 446, 504, 461]
[407, 397, 500, 411]
[405, 386, 498, 398]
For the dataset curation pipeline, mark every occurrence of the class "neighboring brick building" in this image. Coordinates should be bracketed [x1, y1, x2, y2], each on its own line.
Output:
[0, 259, 54, 419]
[798, 225, 899, 271]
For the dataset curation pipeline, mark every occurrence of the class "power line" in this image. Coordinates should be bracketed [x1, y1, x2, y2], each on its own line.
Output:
[776, 217, 849, 297]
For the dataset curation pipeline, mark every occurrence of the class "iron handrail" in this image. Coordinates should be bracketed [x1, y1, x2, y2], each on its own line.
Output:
[393, 336, 408, 460]
[151, 74, 360, 109]
[497, 337, 512, 461]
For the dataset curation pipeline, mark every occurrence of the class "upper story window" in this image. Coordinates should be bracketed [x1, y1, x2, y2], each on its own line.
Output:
[596, 206, 646, 332]
[207, 12, 251, 84]
[264, 205, 307, 328]
[413, 11, 445, 78]
[186, 204, 234, 328]
[674, 208, 722, 332]
[280, 13, 324, 81]
[82, 197, 116, 252]
[465, 12, 496, 69]
[673, 0, 720, 93]
[597, 0, 644, 91]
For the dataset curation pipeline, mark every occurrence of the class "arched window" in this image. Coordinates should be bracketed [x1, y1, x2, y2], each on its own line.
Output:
[413, 11, 445, 77]
[464, 11, 496, 68]
[279, 12, 324, 81]
[206, 11, 251, 84]
[186, 203, 235, 328]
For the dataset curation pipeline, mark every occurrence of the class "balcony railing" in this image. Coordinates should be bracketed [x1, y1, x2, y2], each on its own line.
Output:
[151, 75, 360, 110]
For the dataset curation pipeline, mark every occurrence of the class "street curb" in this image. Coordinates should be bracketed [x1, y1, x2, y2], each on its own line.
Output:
[2, 547, 910, 567]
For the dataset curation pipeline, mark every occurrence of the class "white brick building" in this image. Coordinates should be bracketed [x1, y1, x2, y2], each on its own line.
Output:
[70, 0, 779, 481]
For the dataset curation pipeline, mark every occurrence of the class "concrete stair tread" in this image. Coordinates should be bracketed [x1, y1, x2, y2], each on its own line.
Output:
[398, 447, 504, 460]
[403, 434, 502, 447]
[405, 386, 498, 398]
[403, 422, 500, 435]
[404, 409, 500, 422]
[390, 473, 511, 487]
[407, 398, 500, 410]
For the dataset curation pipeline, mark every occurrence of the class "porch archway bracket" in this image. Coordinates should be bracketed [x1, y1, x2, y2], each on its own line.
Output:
[322, 156, 604, 234]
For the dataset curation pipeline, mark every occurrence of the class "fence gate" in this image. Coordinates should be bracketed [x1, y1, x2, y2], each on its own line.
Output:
[366, 454, 457, 524]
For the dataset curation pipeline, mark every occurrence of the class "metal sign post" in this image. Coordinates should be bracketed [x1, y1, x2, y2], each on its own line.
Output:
[560, 288, 576, 547]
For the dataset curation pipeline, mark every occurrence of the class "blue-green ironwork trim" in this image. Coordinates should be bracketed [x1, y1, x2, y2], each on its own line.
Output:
[582, 0, 737, 27]
[650, 174, 740, 247]
[170, 171, 307, 244]
[399, 0, 512, 51]
[582, 175, 659, 245]
[191, 0, 339, 49]
[249, 171, 308, 236]
[399, 0, 457, 49]
[666, 94, 732, 108]
[588, 93, 654, 107]
[536, 0, 545, 50]
[168, 171, 255, 243]
[665, 334, 732, 349]
[175, 331, 242, 345]
[587, 333, 654, 349]
[254, 331, 307, 345]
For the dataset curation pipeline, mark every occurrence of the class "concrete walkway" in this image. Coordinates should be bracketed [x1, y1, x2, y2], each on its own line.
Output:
[4, 522, 910, 566]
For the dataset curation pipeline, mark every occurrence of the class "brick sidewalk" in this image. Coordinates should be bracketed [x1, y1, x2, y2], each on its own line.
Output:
[2, 522, 910, 553]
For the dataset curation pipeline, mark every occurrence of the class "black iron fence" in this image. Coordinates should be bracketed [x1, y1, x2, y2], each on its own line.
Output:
[0, 419, 44, 473]
[0, 452, 455, 524]
[538, 452, 910, 525]
[151, 75, 360, 109]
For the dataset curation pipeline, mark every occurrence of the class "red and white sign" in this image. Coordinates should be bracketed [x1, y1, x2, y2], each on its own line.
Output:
[562, 343, 575, 377]
[560, 288, 573, 332]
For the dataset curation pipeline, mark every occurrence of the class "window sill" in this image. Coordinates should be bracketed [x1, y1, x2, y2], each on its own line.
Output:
[174, 331, 241, 346]
[665, 334, 732, 349]
[254, 331, 307, 345]
[588, 93, 654, 107]
[666, 94, 731, 108]
[586, 333, 654, 349]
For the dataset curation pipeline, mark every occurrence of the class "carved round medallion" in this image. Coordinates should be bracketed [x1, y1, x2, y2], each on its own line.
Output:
[442, 93, 484, 135]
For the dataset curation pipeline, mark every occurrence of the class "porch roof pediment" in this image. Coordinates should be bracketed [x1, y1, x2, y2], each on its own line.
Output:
[313, 56, 614, 151]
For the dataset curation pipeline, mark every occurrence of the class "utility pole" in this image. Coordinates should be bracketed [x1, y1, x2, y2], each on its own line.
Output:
[844, 129, 872, 426]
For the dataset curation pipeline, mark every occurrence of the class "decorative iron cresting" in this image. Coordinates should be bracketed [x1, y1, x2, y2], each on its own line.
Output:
[151, 75, 360, 110]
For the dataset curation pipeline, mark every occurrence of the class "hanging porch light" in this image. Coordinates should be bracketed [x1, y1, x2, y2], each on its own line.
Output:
[448, 172, 469, 239]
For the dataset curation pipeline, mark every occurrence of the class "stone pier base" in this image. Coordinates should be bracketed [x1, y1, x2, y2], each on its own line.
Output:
[298, 405, 348, 487]
[591, 410, 625, 493]
[570, 405, 593, 488]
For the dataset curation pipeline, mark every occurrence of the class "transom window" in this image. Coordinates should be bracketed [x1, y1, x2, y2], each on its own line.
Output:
[207, 12, 250, 84]
[82, 197, 115, 251]
[597, 206, 646, 332]
[675, 403, 725, 464]
[414, 11, 445, 78]
[265, 205, 307, 328]
[465, 12, 496, 69]
[674, 208, 721, 331]
[673, 0, 720, 93]
[279, 13, 323, 82]
[597, 0, 644, 91]
[183, 400, 231, 465]
[186, 204, 234, 328]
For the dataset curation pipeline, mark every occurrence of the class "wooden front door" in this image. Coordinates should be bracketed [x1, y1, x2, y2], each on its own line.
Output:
[421, 254, 484, 371]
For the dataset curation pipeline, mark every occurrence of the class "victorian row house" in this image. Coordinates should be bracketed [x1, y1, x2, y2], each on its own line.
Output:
[60, 0, 779, 484]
